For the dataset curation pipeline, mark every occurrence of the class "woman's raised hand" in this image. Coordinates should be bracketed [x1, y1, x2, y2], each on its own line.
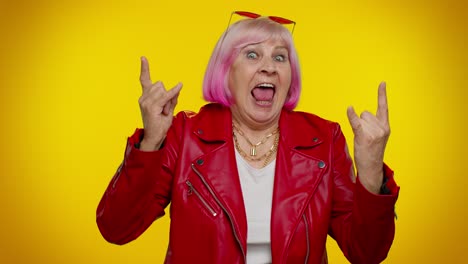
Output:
[346, 82, 390, 194]
[138, 56, 182, 151]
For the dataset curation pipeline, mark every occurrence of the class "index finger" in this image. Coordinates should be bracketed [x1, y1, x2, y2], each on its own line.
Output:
[376, 81, 389, 122]
[139, 56, 152, 90]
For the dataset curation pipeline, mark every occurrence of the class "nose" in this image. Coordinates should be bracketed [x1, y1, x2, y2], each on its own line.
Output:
[259, 58, 277, 75]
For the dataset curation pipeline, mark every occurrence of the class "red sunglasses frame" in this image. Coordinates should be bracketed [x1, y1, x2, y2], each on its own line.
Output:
[227, 11, 296, 34]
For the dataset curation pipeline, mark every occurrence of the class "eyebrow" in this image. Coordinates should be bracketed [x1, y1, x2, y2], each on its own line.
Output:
[275, 46, 288, 51]
[242, 44, 289, 51]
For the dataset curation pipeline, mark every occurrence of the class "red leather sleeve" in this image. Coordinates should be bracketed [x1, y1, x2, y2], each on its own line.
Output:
[96, 110, 184, 245]
[328, 123, 400, 264]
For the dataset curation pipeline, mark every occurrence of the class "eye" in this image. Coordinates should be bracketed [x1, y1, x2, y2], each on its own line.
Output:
[246, 51, 258, 59]
[274, 55, 286, 62]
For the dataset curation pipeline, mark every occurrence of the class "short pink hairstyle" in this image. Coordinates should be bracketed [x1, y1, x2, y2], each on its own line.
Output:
[203, 17, 301, 110]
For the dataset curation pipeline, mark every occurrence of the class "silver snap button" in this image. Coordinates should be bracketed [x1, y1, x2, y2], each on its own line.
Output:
[318, 161, 325, 168]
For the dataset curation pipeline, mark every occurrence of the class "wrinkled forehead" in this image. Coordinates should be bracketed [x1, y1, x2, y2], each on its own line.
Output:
[239, 37, 289, 52]
[234, 31, 290, 53]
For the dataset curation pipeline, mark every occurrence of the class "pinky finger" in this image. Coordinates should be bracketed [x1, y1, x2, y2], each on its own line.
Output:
[162, 90, 180, 115]
[168, 90, 181, 115]
[163, 102, 171, 115]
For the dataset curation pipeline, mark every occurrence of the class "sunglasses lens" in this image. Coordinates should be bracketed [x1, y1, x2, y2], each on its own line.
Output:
[268, 16, 295, 25]
[229, 11, 295, 35]
[235, 11, 261, 19]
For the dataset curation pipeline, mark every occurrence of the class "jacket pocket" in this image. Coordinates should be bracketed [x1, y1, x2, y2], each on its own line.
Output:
[186, 180, 218, 217]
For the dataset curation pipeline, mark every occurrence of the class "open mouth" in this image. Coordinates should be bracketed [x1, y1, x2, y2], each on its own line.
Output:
[251, 83, 275, 103]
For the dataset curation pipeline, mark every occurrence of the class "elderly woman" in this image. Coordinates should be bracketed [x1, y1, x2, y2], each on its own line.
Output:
[97, 12, 399, 264]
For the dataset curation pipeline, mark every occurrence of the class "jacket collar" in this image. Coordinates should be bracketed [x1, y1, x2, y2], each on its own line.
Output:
[192, 103, 324, 149]
[279, 109, 324, 149]
[191, 104, 232, 143]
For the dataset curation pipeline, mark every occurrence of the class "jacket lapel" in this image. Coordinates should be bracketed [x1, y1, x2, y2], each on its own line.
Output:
[271, 110, 328, 262]
[190, 104, 248, 255]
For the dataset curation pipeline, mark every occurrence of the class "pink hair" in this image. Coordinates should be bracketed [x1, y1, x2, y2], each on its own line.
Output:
[203, 17, 301, 110]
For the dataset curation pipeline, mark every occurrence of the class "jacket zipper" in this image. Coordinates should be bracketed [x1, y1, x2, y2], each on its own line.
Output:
[191, 164, 246, 263]
[303, 214, 310, 264]
[186, 180, 218, 217]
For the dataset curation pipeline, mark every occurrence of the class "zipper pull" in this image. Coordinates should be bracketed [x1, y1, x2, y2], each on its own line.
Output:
[186, 181, 194, 195]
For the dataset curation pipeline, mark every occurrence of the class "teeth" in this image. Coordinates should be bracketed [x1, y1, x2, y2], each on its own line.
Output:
[256, 83, 274, 88]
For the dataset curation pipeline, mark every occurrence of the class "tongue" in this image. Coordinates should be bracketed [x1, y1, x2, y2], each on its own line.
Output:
[252, 88, 274, 101]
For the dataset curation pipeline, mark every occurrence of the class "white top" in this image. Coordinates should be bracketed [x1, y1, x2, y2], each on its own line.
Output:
[235, 148, 276, 264]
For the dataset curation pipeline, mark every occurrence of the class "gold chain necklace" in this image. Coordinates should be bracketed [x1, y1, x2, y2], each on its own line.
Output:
[232, 124, 279, 156]
[233, 128, 280, 167]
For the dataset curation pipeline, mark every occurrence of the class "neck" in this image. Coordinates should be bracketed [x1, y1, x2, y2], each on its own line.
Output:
[231, 113, 280, 142]
[232, 122, 280, 168]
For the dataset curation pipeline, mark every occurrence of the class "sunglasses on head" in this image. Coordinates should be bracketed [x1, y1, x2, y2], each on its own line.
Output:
[227, 11, 296, 35]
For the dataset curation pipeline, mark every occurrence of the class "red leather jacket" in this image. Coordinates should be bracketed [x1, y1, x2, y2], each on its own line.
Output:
[97, 103, 399, 264]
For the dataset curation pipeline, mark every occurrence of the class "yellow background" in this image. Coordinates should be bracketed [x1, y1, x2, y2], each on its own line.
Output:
[1, 0, 467, 263]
